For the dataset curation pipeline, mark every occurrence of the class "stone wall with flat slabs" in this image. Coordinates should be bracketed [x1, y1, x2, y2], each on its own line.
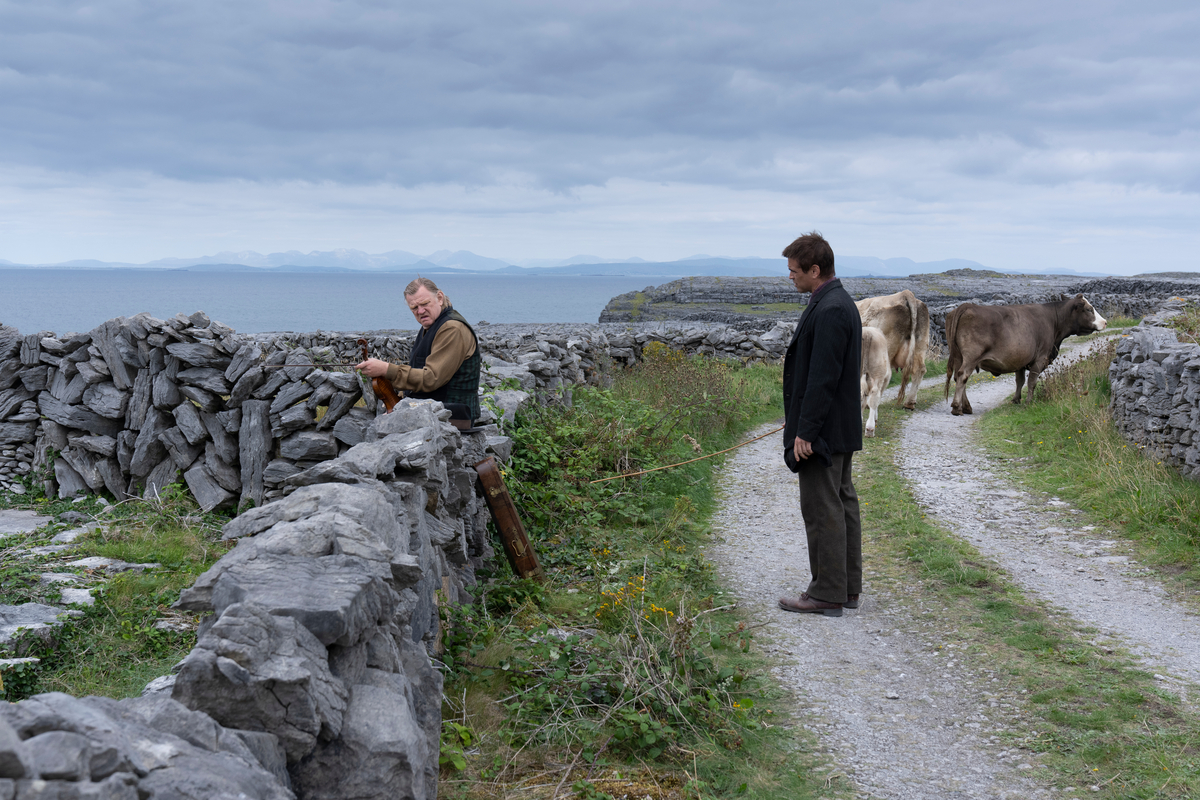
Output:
[1108, 303, 1200, 483]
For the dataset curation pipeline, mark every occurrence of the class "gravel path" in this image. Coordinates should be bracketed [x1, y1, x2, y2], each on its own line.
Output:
[900, 346, 1200, 698]
[705, 337, 1200, 799]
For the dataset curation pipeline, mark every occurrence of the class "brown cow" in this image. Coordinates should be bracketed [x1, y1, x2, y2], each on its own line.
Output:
[860, 325, 891, 437]
[855, 290, 930, 410]
[944, 294, 1107, 416]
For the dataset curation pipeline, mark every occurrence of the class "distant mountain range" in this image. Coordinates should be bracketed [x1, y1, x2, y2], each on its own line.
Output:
[0, 248, 1111, 277]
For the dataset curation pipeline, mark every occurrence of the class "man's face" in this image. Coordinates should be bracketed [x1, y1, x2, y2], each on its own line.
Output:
[788, 259, 823, 294]
[406, 286, 444, 328]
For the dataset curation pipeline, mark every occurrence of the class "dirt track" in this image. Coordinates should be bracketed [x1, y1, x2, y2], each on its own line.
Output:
[706, 338, 1200, 799]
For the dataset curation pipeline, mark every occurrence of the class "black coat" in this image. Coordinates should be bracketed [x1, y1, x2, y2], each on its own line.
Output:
[783, 278, 864, 462]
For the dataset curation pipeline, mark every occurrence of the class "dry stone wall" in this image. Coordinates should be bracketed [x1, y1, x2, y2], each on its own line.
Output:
[1, 399, 494, 799]
[1108, 302, 1200, 483]
[0, 314, 797, 503]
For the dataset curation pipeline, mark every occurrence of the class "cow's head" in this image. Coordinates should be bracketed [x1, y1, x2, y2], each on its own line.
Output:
[1070, 294, 1107, 333]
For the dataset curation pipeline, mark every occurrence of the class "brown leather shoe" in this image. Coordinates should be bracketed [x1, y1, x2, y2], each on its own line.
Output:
[844, 594, 860, 609]
[778, 592, 843, 617]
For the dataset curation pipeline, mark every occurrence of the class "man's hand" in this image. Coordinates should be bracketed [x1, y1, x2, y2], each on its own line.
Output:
[793, 436, 813, 461]
[356, 358, 389, 378]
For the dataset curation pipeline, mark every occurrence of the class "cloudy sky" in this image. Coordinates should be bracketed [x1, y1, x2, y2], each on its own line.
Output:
[1, 0, 1197, 273]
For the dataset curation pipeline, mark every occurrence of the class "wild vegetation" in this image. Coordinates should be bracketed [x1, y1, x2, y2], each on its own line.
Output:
[0, 484, 231, 701]
[439, 346, 836, 800]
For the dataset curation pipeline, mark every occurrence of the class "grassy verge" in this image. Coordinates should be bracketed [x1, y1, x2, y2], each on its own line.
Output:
[856, 372, 1200, 798]
[0, 484, 229, 700]
[440, 350, 839, 800]
[978, 333, 1200, 589]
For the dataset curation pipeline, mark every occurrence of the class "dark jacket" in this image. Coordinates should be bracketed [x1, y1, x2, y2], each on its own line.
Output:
[408, 308, 482, 420]
[783, 278, 863, 467]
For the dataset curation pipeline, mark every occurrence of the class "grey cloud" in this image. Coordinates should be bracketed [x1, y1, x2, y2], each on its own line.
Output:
[0, 0, 1198, 196]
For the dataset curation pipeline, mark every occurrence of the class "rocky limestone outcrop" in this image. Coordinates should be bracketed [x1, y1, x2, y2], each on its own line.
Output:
[598, 273, 1198, 351]
[0, 691, 293, 799]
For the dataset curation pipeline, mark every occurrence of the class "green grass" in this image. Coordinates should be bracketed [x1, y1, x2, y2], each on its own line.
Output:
[978, 336, 1200, 588]
[855, 378, 1200, 798]
[440, 353, 842, 800]
[0, 484, 231, 701]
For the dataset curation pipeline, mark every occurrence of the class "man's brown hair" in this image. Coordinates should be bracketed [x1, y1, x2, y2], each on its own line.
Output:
[782, 231, 835, 278]
[405, 276, 451, 307]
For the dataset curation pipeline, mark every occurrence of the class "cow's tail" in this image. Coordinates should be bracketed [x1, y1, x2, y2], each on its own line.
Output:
[902, 290, 921, 375]
[944, 305, 963, 400]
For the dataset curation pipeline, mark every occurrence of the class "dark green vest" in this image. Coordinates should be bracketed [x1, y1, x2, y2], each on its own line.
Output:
[408, 307, 481, 420]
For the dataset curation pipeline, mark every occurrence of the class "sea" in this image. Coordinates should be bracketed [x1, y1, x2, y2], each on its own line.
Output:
[0, 269, 670, 336]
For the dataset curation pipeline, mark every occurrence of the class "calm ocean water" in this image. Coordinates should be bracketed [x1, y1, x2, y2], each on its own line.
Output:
[0, 270, 670, 336]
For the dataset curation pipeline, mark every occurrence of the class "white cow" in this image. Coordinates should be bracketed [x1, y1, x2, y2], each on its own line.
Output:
[855, 290, 930, 411]
[860, 326, 891, 437]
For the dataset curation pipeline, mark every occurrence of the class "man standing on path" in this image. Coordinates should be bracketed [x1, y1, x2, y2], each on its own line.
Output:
[778, 232, 864, 618]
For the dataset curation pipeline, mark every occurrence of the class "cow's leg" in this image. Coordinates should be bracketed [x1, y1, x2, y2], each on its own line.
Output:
[903, 350, 925, 410]
[1026, 369, 1041, 403]
[1013, 368, 1026, 404]
[951, 370, 971, 416]
[865, 379, 880, 437]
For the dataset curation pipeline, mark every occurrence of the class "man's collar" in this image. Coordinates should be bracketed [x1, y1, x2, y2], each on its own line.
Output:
[806, 276, 838, 305]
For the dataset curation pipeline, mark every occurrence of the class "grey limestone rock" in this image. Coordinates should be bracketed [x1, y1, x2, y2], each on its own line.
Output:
[151, 372, 181, 409]
[47, 372, 86, 405]
[225, 343, 262, 384]
[59, 448, 106, 492]
[88, 320, 135, 390]
[177, 367, 229, 395]
[228, 364, 266, 407]
[269, 381, 313, 415]
[129, 369, 157, 432]
[171, 400, 208, 446]
[208, 554, 395, 647]
[159, 427, 203, 470]
[165, 342, 231, 370]
[205, 443, 241, 493]
[262, 459, 300, 486]
[0, 604, 75, 649]
[75, 359, 110, 385]
[239, 400, 271, 507]
[24, 729, 91, 780]
[69, 435, 117, 459]
[0, 422, 37, 446]
[142, 457, 179, 500]
[366, 399, 448, 442]
[270, 405, 313, 437]
[86, 380, 133, 425]
[54, 459, 89, 499]
[289, 427, 446, 492]
[172, 603, 347, 763]
[39, 395, 122, 439]
[279, 431, 337, 461]
[200, 410, 238, 464]
[289, 669, 429, 800]
[0, 715, 30, 779]
[486, 388, 531, 424]
[178, 384, 220, 413]
[183, 463, 234, 512]
[331, 408, 372, 446]
[315, 390, 357, 431]
[0, 387, 36, 420]
[20, 366, 49, 393]
[128, 409, 170, 477]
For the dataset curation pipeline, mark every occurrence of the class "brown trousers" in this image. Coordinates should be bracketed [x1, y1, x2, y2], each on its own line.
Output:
[797, 451, 862, 605]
